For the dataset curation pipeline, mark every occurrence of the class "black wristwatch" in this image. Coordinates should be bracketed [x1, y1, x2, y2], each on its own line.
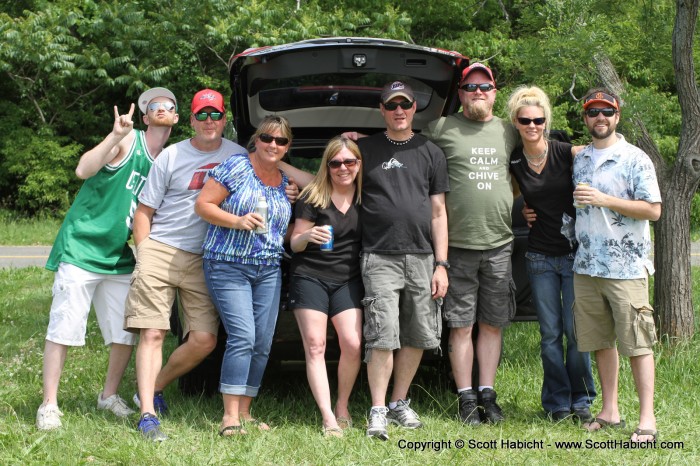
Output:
[435, 260, 450, 269]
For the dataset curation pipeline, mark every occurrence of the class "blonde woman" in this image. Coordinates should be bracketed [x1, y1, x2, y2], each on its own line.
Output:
[289, 136, 363, 437]
[507, 86, 596, 423]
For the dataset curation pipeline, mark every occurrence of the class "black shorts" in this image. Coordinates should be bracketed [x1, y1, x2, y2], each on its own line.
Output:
[288, 274, 363, 318]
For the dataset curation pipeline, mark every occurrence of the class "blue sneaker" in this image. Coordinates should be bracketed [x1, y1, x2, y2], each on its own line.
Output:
[133, 391, 169, 416]
[137, 413, 167, 442]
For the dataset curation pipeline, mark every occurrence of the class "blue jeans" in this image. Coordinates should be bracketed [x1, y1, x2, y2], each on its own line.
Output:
[204, 260, 281, 397]
[526, 252, 596, 414]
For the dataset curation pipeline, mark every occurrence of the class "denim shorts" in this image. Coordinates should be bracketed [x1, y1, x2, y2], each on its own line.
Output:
[288, 274, 363, 318]
[360, 252, 441, 352]
[444, 243, 516, 328]
[573, 273, 656, 357]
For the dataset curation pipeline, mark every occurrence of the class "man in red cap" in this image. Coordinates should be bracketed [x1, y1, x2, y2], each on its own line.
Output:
[424, 62, 519, 426]
[37, 87, 179, 431]
[124, 89, 248, 441]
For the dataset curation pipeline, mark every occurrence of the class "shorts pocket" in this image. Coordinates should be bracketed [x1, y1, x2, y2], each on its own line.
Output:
[361, 296, 379, 342]
[507, 279, 517, 321]
[633, 304, 657, 348]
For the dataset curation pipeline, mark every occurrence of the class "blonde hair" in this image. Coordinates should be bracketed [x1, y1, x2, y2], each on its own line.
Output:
[299, 136, 362, 209]
[507, 85, 552, 139]
[247, 115, 293, 151]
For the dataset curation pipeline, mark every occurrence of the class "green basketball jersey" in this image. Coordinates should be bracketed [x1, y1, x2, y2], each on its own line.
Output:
[46, 129, 154, 274]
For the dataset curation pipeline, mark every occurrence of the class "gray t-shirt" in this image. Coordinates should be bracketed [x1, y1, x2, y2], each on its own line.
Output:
[139, 138, 247, 254]
[424, 114, 518, 250]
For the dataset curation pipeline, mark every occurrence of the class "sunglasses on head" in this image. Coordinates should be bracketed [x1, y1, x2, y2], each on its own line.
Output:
[585, 108, 617, 118]
[517, 117, 546, 126]
[259, 133, 290, 146]
[327, 159, 359, 169]
[460, 83, 496, 93]
[148, 101, 177, 112]
[383, 100, 414, 111]
[194, 111, 224, 121]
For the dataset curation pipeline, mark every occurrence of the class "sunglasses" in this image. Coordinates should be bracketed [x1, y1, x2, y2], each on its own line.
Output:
[147, 101, 177, 112]
[517, 117, 546, 126]
[194, 111, 224, 121]
[460, 83, 496, 93]
[259, 133, 290, 146]
[327, 159, 359, 169]
[585, 108, 617, 118]
[383, 100, 414, 111]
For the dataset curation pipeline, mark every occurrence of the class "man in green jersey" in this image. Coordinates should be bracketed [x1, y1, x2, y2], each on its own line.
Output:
[37, 87, 179, 431]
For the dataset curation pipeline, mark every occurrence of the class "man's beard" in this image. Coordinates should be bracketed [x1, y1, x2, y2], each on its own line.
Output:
[465, 99, 492, 120]
[588, 124, 615, 140]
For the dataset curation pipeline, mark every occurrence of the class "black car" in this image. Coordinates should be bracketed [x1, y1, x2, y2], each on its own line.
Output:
[178, 37, 534, 395]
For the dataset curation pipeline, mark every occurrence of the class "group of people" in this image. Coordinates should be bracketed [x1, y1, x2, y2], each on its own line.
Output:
[36, 61, 662, 445]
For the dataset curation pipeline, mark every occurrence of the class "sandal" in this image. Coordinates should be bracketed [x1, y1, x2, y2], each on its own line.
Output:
[631, 428, 658, 443]
[584, 417, 626, 432]
[219, 424, 247, 436]
[336, 417, 353, 430]
[323, 426, 343, 438]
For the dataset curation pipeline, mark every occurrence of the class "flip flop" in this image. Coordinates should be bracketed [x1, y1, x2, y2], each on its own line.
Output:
[323, 426, 344, 438]
[584, 417, 626, 431]
[632, 428, 658, 442]
[336, 417, 353, 430]
[219, 424, 247, 436]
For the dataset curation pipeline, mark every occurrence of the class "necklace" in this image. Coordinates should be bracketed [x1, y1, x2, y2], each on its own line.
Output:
[524, 142, 548, 168]
[385, 131, 414, 146]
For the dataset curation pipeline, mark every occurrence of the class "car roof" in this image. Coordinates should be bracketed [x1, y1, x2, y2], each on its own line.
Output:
[229, 37, 469, 155]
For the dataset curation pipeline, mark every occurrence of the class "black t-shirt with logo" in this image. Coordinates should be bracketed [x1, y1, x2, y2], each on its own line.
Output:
[357, 133, 449, 254]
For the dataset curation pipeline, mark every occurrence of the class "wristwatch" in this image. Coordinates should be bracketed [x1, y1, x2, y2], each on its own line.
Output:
[435, 260, 450, 269]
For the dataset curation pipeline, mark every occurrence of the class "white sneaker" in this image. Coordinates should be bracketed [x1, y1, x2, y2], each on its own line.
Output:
[36, 403, 63, 430]
[97, 392, 136, 418]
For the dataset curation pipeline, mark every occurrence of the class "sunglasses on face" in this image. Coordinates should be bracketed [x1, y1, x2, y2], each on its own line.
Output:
[382, 100, 414, 111]
[148, 102, 177, 112]
[517, 117, 546, 126]
[460, 83, 496, 93]
[194, 111, 224, 121]
[585, 108, 617, 118]
[327, 159, 359, 169]
[259, 133, 290, 146]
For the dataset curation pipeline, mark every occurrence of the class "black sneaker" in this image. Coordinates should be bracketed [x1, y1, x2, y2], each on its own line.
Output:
[478, 388, 505, 424]
[548, 410, 570, 422]
[572, 406, 593, 423]
[458, 390, 480, 425]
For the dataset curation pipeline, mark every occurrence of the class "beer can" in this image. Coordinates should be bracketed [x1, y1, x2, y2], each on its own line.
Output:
[320, 225, 334, 252]
[573, 182, 589, 208]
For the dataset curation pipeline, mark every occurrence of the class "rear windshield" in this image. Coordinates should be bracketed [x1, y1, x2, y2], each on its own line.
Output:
[255, 74, 434, 112]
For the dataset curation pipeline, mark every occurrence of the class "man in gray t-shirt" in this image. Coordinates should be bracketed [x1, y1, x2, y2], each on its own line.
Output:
[125, 89, 246, 441]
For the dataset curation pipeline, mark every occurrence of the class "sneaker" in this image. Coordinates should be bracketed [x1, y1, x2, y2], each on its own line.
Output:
[549, 410, 570, 422]
[458, 390, 480, 425]
[97, 392, 136, 418]
[137, 413, 168, 442]
[36, 403, 63, 430]
[133, 391, 168, 416]
[366, 407, 389, 441]
[478, 388, 505, 424]
[572, 406, 593, 423]
[387, 399, 423, 429]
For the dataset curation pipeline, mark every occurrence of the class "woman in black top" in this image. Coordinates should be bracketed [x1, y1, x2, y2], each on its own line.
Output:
[289, 136, 363, 437]
[507, 86, 596, 422]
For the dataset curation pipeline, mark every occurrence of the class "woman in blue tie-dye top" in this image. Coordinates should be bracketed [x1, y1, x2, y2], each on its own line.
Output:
[195, 115, 293, 436]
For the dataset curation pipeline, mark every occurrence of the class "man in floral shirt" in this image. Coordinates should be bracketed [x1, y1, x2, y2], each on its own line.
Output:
[571, 88, 661, 444]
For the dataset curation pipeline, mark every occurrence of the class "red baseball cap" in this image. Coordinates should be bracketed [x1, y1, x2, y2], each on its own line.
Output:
[583, 91, 619, 110]
[461, 62, 495, 83]
[191, 89, 225, 114]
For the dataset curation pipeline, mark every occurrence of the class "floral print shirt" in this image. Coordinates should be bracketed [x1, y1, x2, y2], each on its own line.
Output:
[572, 134, 661, 279]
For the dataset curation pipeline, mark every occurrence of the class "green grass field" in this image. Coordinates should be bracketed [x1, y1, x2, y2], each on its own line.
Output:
[1, 267, 698, 465]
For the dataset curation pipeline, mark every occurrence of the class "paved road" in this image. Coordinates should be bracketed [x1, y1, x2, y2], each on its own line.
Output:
[1, 244, 699, 268]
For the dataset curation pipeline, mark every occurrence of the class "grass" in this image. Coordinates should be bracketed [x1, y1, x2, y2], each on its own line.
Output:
[1, 268, 699, 465]
[0, 210, 60, 245]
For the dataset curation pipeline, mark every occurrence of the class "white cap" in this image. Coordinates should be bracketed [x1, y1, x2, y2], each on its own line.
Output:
[138, 87, 177, 113]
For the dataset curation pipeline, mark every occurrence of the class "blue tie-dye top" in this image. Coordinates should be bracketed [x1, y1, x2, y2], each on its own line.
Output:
[202, 153, 291, 266]
[572, 135, 661, 279]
